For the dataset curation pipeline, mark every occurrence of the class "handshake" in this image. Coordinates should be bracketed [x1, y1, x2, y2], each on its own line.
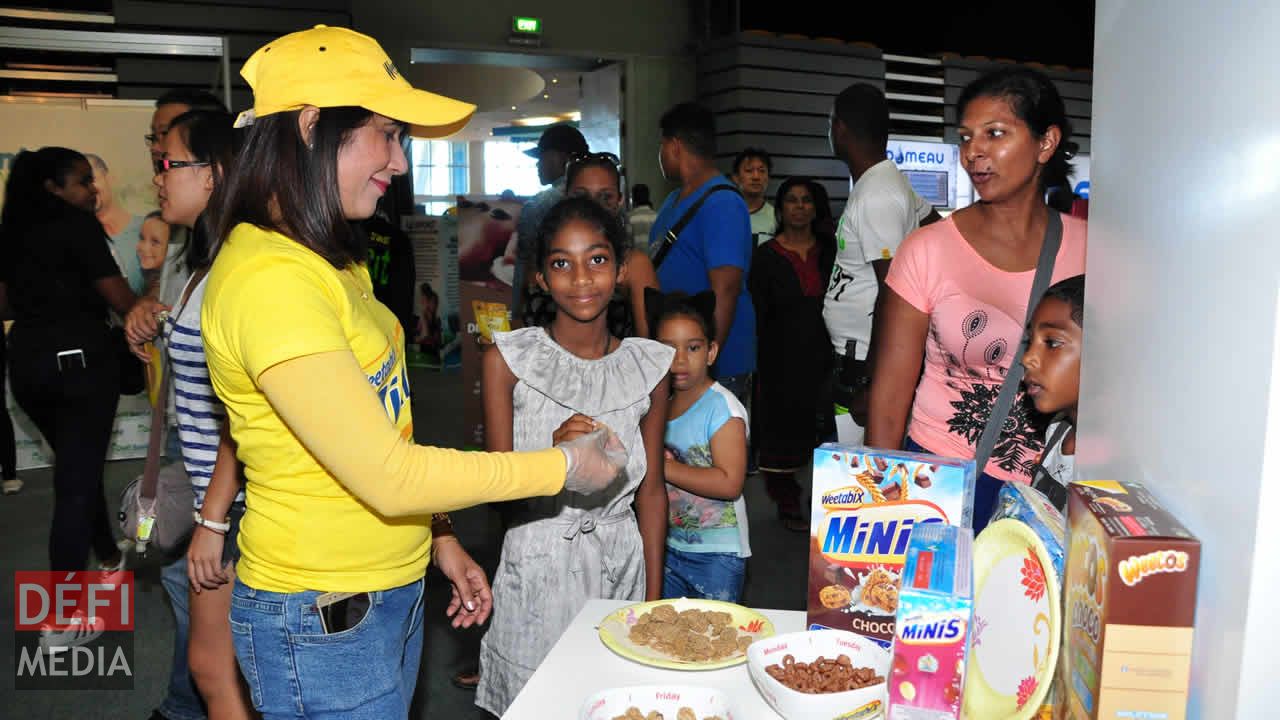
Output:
[557, 424, 629, 494]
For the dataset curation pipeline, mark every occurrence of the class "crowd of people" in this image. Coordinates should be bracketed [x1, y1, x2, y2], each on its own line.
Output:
[0, 22, 1089, 720]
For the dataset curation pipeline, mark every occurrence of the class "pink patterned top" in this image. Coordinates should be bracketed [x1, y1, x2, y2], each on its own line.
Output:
[885, 214, 1087, 482]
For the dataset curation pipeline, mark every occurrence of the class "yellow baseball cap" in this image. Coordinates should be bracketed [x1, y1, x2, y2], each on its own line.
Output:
[237, 25, 475, 138]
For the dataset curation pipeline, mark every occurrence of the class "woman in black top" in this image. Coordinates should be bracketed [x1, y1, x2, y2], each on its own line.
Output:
[748, 177, 836, 531]
[0, 147, 137, 571]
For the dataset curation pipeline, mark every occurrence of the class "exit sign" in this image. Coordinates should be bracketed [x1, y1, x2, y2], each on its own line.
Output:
[513, 16, 541, 34]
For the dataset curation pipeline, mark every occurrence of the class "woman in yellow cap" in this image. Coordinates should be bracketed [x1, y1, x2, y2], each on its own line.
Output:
[198, 25, 627, 718]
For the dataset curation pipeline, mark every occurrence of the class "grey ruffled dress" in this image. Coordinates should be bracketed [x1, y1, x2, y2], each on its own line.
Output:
[476, 327, 674, 716]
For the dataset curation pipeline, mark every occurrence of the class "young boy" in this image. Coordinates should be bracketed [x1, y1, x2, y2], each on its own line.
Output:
[1021, 274, 1085, 509]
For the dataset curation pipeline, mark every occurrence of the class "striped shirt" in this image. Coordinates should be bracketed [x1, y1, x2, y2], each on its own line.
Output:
[164, 274, 244, 509]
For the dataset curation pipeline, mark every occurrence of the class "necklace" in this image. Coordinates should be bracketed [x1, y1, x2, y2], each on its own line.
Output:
[547, 324, 611, 360]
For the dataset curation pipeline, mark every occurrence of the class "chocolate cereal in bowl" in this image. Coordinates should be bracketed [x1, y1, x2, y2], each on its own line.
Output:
[747, 629, 890, 720]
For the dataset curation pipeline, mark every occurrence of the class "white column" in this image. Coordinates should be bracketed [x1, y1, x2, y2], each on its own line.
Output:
[1085, 2, 1280, 715]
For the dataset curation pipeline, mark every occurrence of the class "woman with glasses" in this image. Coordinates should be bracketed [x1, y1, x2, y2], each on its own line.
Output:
[565, 151, 661, 338]
[0, 148, 137, 579]
[127, 109, 255, 720]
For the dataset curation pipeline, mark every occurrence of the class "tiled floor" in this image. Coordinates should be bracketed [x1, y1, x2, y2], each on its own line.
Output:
[0, 367, 811, 718]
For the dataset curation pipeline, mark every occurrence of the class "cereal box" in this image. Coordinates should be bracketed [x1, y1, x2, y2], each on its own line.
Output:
[888, 523, 973, 720]
[808, 445, 975, 648]
[1063, 481, 1200, 720]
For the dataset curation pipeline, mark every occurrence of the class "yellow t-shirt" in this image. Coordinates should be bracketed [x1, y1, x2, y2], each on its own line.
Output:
[202, 223, 562, 592]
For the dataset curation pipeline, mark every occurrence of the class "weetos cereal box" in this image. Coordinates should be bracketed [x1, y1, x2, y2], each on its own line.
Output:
[1063, 481, 1200, 720]
[888, 523, 974, 720]
[808, 446, 975, 648]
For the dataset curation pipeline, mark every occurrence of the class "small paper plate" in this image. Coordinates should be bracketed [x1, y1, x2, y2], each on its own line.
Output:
[598, 598, 775, 671]
[580, 685, 737, 720]
[962, 519, 1062, 720]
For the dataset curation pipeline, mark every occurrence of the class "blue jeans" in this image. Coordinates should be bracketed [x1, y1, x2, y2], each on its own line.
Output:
[159, 555, 206, 720]
[662, 547, 747, 602]
[230, 578, 425, 719]
[904, 436, 1002, 534]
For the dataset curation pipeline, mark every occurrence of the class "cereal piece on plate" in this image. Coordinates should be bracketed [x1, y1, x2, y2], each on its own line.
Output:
[710, 634, 738, 658]
[685, 632, 713, 661]
[651, 622, 681, 644]
[651, 604, 678, 623]
[645, 711, 663, 720]
[678, 609, 708, 632]
[677, 708, 696, 720]
[737, 636, 754, 652]
[629, 625, 652, 645]
[708, 611, 731, 628]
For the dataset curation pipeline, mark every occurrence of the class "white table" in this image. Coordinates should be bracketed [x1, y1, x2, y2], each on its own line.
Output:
[503, 598, 806, 719]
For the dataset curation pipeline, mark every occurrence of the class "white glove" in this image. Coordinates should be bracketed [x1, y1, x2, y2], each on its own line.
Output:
[558, 426, 628, 494]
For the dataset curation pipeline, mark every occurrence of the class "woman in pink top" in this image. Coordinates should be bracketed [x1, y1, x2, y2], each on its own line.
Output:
[867, 67, 1087, 530]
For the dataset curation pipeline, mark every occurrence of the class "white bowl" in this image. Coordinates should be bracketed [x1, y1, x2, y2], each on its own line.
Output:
[580, 684, 736, 720]
[747, 630, 891, 720]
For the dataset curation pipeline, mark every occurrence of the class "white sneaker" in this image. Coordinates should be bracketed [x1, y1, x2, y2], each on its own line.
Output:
[1, 477, 21, 495]
[39, 611, 105, 653]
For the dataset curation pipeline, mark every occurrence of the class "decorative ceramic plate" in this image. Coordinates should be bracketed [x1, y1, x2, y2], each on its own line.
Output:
[598, 598, 775, 671]
[962, 519, 1062, 720]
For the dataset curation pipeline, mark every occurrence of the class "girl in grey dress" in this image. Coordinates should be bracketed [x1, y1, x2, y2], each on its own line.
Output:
[476, 197, 674, 716]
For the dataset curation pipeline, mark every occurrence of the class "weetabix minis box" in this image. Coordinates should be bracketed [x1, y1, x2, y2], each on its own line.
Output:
[888, 523, 974, 720]
[1063, 481, 1200, 720]
[808, 445, 975, 648]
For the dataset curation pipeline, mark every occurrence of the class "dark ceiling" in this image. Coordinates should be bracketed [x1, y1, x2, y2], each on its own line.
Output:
[742, 1, 1096, 69]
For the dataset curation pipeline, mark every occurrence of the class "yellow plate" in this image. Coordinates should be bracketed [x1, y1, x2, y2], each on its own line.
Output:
[962, 518, 1062, 720]
[598, 598, 775, 671]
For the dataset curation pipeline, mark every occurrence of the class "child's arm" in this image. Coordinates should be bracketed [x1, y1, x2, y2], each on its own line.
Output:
[662, 417, 747, 500]
[635, 379, 670, 601]
[481, 345, 517, 453]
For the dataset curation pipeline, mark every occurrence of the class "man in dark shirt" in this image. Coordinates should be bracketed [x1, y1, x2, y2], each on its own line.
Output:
[363, 209, 417, 336]
[510, 124, 588, 318]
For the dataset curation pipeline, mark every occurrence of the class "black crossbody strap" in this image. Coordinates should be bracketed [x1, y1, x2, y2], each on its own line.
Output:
[973, 210, 1064, 475]
[650, 184, 742, 269]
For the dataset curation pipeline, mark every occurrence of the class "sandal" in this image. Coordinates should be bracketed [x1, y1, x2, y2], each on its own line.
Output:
[452, 666, 480, 690]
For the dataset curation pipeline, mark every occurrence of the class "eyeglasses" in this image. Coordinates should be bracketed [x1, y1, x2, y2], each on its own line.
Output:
[157, 157, 211, 173]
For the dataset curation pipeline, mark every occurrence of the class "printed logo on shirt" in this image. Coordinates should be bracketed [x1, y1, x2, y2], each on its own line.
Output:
[366, 347, 411, 425]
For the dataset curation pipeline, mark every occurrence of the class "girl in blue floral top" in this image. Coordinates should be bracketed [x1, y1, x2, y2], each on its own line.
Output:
[649, 290, 751, 601]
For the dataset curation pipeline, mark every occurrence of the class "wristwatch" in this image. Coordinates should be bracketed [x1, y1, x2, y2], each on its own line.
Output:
[192, 511, 231, 534]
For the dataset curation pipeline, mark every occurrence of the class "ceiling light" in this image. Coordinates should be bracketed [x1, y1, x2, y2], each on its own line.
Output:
[542, 93, 549, 99]
[551, 77, 558, 83]
[511, 105, 517, 110]
[512, 116, 562, 127]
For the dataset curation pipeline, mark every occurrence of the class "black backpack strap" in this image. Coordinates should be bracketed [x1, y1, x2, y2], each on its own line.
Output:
[650, 184, 742, 270]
